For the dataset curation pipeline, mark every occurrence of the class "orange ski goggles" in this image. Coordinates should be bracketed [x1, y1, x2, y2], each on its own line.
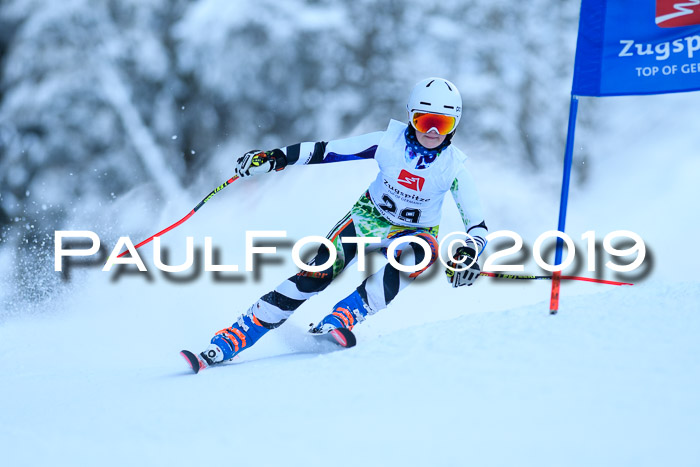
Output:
[410, 111, 457, 135]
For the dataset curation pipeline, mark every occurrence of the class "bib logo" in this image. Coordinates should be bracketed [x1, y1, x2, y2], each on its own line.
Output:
[656, 0, 700, 28]
[397, 170, 425, 191]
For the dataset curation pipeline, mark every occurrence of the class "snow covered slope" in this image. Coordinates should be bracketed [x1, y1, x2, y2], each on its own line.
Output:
[1, 280, 698, 467]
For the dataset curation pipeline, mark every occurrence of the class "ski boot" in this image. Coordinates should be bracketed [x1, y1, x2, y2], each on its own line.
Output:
[203, 311, 271, 365]
[310, 289, 369, 334]
[307, 290, 368, 348]
[181, 311, 274, 374]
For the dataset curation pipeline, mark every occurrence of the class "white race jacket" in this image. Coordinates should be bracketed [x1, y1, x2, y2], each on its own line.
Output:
[279, 120, 488, 253]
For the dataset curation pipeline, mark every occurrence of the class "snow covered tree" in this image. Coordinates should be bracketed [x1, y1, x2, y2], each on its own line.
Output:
[0, 0, 589, 303]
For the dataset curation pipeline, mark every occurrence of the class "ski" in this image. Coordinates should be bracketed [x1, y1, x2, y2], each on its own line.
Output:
[182, 328, 356, 374]
[179, 349, 208, 374]
[309, 327, 357, 348]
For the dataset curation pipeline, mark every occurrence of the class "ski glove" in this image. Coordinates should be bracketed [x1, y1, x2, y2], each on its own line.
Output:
[445, 246, 481, 287]
[235, 149, 287, 178]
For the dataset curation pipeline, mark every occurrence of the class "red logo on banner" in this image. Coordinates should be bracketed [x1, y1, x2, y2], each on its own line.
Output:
[656, 0, 700, 27]
[397, 170, 425, 191]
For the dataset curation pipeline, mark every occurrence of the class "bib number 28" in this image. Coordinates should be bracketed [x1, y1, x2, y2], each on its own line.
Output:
[378, 194, 421, 224]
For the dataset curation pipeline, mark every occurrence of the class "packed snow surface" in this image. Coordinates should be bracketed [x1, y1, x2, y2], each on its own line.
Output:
[1, 280, 699, 467]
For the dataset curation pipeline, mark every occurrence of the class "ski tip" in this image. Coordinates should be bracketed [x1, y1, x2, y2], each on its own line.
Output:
[180, 350, 203, 374]
[329, 328, 357, 348]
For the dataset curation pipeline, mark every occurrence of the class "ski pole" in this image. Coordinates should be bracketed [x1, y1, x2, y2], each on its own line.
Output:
[479, 271, 633, 286]
[117, 175, 239, 258]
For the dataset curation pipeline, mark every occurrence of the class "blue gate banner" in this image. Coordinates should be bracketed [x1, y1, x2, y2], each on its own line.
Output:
[573, 0, 700, 96]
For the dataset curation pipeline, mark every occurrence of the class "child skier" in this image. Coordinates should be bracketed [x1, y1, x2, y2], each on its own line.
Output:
[184, 77, 488, 371]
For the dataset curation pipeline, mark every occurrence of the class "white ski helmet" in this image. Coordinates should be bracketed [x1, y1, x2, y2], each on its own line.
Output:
[406, 77, 462, 134]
